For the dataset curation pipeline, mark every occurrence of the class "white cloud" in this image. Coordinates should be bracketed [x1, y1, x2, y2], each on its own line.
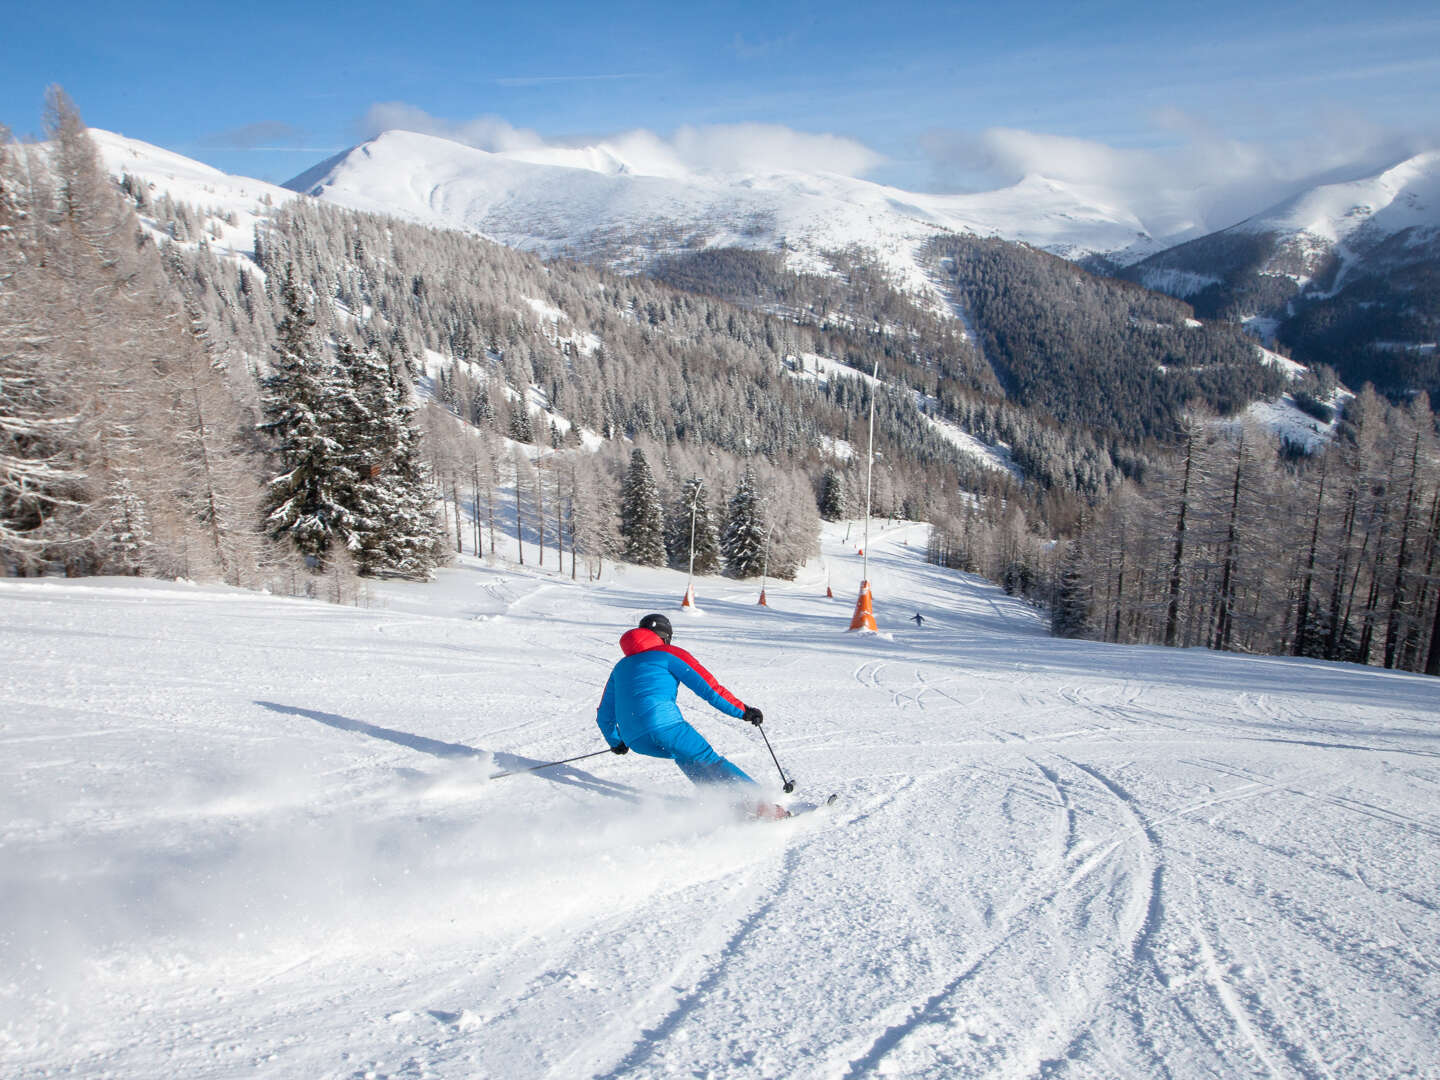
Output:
[668, 123, 882, 177]
[360, 103, 546, 153]
[358, 104, 883, 179]
[921, 116, 1440, 237]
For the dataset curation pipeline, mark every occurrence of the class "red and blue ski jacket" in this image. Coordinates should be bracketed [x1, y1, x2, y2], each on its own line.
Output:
[595, 627, 747, 747]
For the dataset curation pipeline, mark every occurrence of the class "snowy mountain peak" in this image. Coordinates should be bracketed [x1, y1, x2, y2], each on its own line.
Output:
[1235, 150, 1440, 245]
[281, 127, 1167, 296]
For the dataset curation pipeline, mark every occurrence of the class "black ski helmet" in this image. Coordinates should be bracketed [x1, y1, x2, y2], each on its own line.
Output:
[639, 613, 673, 644]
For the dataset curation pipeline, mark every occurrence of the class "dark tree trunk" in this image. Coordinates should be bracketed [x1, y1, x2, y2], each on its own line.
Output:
[1165, 427, 1198, 649]
[1293, 452, 1328, 656]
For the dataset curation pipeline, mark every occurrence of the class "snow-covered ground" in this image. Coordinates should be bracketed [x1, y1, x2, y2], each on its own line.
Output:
[1243, 393, 1348, 453]
[91, 129, 298, 264]
[3, 521, 1438, 1079]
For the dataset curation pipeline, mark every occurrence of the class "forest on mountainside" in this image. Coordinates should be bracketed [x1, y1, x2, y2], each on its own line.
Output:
[1115, 225, 1440, 407]
[183, 197, 981, 577]
[7, 91, 1437, 675]
[1279, 260, 1440, 404]
[154, 159, 1206, 554]
[930, 236, 1287, 442]
[647, 239, 1304, 500]
[649, 247, 1001, 395]
[7, 93, 990, 587]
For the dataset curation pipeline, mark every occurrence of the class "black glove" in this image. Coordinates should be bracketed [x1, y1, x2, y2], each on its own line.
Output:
[611, 742, 629, 755]
[742, 707, 763, 726]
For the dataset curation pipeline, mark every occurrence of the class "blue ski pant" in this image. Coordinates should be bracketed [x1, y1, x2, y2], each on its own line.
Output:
[625, 720, 755, 787]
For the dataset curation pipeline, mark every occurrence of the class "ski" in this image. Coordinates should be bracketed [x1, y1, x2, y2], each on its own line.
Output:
[785, 793, 839, 818]
[744, 793, 837, 822]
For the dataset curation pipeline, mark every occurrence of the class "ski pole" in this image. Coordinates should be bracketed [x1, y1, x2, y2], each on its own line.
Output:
[489, 747, 615, 780]
[755, 724, 795, 793]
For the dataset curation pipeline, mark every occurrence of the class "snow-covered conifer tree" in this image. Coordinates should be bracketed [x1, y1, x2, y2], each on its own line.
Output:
[336, 340, 449, 579]
[722, 465, 768, 578]
[103, 475, 152, 575]
[1050, 540, 1093, 638]
[509, 400, 535, 443]
[819, 467, 846, 521]
[619, 448, 666, 565]
[470, 380, 496, 428]
[258, 267, 355, 567]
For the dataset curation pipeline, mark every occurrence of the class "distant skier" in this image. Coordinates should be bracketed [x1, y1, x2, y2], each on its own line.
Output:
[596, 613, 789, 819]
[912, 612, 924, 627]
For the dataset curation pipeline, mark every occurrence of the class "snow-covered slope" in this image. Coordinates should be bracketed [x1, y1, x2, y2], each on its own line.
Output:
[3, 521, 1438, 1078]
[82, 129, 1028, 478]
[1134, 151, 1440, 300]
[285, 129, 1160, 296]
[1126, 152, 1440, 398]
[91, 129, 299, 262]
[1234, 151, 1440, 249]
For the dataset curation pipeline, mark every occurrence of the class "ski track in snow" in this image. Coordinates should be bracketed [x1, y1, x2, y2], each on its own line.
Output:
[3, 523, 1439, 1078]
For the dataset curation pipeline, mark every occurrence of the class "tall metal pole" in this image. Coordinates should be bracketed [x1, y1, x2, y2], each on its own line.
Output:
[863, 360, 877, 582]
[758, 522, 772, 605]
[682, 478, 701, 609]
[687, 480, 700, 592]
[847, 361, 880, 632]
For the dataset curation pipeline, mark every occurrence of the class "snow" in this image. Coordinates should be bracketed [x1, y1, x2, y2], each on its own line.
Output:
[522, 296, 566, 323]
[1254, 344, 1308, 380]
[1242, 314, 1281, 344]
[1233, 151, 1440, 247]
[1235, 347, 1348, 451]
[1218, 151, 1440, 301]
[917, 415, 1019, 478]
[521, 296, 602, 356]
[90, 130, 298, 264]
[282, 130, 1167, 306]
[1243, 386, 1351, 453]
[419, 347, 600, 455]
[4, 521, 1438, 1079]
[791, 351, 881, 389]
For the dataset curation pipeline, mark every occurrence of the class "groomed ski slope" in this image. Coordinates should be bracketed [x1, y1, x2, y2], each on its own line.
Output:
[2, 521, 1438, 1079]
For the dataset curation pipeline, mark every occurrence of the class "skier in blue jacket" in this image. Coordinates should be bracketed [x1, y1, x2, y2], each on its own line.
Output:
[596, 613, 788, 818]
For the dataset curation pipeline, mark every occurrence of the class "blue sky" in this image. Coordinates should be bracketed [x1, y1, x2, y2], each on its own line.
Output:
[3, 0, 1437, 193]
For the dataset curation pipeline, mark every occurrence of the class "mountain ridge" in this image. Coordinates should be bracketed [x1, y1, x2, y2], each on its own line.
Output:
[1120, 149, 1440, 399]
[87, 125, 1331, 465]
[282, 128, 1169, 298]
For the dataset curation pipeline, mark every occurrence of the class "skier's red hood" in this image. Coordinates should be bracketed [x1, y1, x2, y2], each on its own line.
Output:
[619, 627, 667, 656]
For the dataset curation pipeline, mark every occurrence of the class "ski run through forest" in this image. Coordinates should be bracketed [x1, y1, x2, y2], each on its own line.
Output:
[3, 520, 1439, 1079]
[3, 90, 1440, 1080]
[8, 98, 1440, 681]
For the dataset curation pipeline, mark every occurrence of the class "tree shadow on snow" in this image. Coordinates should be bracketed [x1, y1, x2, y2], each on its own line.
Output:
[255, 700, 646, 802]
